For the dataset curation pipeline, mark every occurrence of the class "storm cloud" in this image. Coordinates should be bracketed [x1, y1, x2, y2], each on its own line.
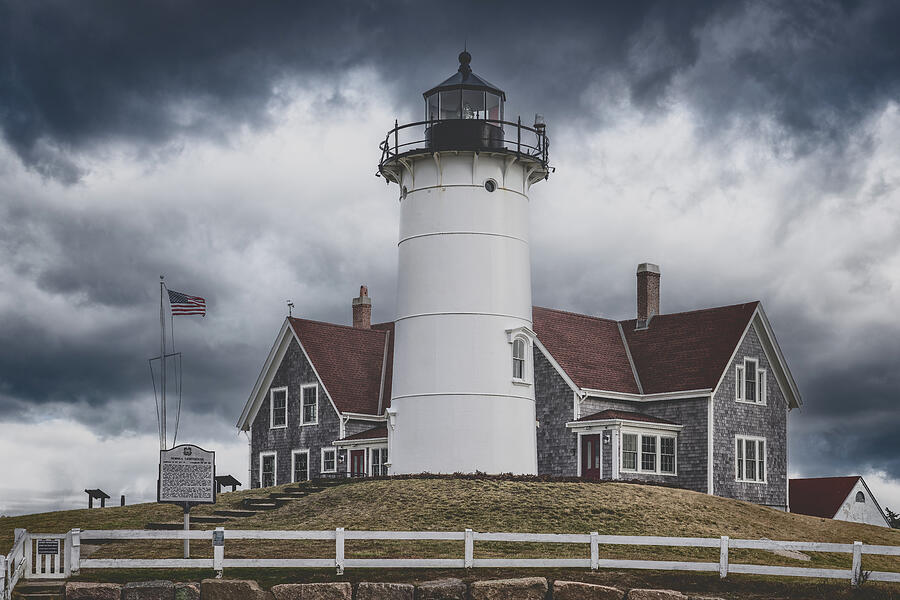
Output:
[1, 0, 899, 514]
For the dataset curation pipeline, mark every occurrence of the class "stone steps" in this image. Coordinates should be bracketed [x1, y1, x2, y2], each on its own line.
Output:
[213, 509, 257, 517]
[10, 581, 65, 600]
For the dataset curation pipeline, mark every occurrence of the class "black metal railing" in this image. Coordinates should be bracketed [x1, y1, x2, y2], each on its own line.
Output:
[378, 117, 550, 176]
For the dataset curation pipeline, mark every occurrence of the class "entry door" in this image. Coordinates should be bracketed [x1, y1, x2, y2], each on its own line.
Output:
[350, 449, 366, 476]
[581, 435, 602, 480]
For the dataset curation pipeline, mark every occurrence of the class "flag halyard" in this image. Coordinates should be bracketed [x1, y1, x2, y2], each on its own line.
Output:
[167, 289, 207, 316]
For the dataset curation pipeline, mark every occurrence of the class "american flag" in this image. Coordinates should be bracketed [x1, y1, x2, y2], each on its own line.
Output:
[167, 289, 206, 316]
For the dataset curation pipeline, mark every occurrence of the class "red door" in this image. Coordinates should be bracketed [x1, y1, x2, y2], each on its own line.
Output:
[581, 435, 602, 480]
[350, 449, 366, 477]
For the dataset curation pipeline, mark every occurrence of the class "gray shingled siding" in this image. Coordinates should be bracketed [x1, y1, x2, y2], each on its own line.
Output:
[534, 347, 578, 476]
[579, 396, 709, 492]
[345, 419, 383, 438]
[713, 324, 788, 509]
[250, 338, 345, 487]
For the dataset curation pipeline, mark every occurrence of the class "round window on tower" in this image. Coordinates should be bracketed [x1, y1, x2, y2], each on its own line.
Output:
[484, 179, 497, 193]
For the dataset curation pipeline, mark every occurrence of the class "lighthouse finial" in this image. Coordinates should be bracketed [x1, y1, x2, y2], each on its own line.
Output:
[458, 49, 472, 75]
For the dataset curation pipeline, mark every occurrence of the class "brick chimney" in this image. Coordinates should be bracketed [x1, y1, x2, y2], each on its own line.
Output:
[352, 285, 371, 329]
[636, 263, 660, 328]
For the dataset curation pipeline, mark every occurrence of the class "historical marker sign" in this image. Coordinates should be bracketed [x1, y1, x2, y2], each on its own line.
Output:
[37, 539, 59, 555]
[158, 444, 216, 505]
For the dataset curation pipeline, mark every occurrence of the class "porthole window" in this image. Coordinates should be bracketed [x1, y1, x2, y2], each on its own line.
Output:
[856, 491, 865, 503]
[484, 179, 497, 192]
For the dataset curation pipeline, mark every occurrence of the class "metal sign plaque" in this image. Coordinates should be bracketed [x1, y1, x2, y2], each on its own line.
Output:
[37, 539, 59, 555]
[213, 530, 225, 546]
[158, 444, 216, 504]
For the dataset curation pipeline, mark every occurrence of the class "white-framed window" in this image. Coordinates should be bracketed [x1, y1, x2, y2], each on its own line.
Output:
[259, 452, 276, 488]
[321, 447, 337, 473]
[735, 358, 767, 404]
[735, 436, 766, 483]
[371, 447, 389, 476]
[621, 431, 677, 476]
[269, 387, 288, 429]
[291, 449, 310, 483]
[512, 337, 526, 381]
[301, 383, 318, 425]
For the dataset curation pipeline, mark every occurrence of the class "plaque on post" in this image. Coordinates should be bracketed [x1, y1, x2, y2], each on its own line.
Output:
[158, 444, 216, 505]
[158, 443, 215, 559]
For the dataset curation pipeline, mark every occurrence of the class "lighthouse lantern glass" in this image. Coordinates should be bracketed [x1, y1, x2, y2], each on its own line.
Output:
[486, 92, 501, 121]
[440, 90, 461, 120]
[462, 90, 486, 119]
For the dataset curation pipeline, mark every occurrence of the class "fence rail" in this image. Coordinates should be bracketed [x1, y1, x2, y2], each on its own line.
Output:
[4, 527, 900, 598]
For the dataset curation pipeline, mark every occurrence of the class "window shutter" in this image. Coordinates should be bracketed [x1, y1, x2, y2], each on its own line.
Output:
[759, 369, 767, 404]
[735, 365, 744, 401]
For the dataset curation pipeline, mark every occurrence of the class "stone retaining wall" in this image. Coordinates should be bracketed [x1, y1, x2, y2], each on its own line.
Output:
[61, 579, 722, 600]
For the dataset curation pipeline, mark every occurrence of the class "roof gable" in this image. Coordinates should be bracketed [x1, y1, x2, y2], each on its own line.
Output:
[621, 302, 760, 394]
[288, 317, 391, 415]
[532, 306, 640, 394]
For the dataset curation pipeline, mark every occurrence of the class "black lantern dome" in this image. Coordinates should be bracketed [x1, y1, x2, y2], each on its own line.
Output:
[423, 52, 506, 151]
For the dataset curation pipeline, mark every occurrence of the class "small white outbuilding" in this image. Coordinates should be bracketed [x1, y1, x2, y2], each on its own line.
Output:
[790, 476, 890, 528]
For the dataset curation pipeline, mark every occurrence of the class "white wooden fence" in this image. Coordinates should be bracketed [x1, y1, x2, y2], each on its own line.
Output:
[3, 528, 900, 598]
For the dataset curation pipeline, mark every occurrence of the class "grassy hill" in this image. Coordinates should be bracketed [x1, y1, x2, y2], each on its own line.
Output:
[2, 478, 899, 597]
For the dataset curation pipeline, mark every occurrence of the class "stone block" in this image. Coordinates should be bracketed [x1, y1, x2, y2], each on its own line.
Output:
[174, 583, 200, 600]
[270, 582, 351, 600]
[122, 580, 174, 600]
[65, 582, 123, 600]
[356, 582, 414, 600]
[469, 577, 547, 600]
[625, 591, 687, 600]
[553, 580, 624, 599]
[415, 578, 467, 600]
[200, 578, 273, 600]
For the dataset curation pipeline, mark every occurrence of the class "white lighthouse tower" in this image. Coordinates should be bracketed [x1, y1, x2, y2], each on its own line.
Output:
[378, 52, 551, 474]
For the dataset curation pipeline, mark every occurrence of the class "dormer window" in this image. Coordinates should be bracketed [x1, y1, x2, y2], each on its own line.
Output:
[735, 358, 766, 404]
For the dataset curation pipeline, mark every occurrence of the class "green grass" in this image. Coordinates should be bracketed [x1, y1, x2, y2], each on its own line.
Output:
[3, 477, 900, 598]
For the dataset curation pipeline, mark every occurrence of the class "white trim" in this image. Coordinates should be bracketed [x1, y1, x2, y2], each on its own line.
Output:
[347, 447, 366, 476]
[300, 383, 319, 425]
[290, 449, 310, 483]
[567, 418, 684, 433]
[342, 412, 388, 422]
[735, 435, 767, 484]
[580, 388, 712, 402]
[370, 446, 389, 477]
[707, 396, 714, 495]
[509, 332, 532, 385]
[320, 447, 337, 474]
[238, 320, 292, 430]
[399, 231, 529, 245]
[259, 451, 277, 488]
[395, 311, 529, 322]
[533, 337, 582, 396]
[577, 431, 603, 478]
[377, 330, 391, 415]
[334, 436, 388, 448]
[735, 357, 767, 406]
[576, 431, 582, 477]
[392, 392, 535, 402]
[617, 322, 644, 394]
[611, 429, 620, 480]
[269, 387, 288, 429]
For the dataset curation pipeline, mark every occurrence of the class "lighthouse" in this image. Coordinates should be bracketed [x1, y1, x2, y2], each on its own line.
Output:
[378, 52, 551, 474]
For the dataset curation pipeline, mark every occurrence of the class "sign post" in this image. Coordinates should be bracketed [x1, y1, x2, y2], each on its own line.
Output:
[158, 444, 216, 559]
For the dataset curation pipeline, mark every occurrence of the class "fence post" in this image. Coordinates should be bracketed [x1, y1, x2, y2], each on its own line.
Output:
[69, 529, 80, 576]
[851, 541, 863, 587]
[464, 529, 473, 569]
[1, 554, 7, 600]
[719, 536, 729, 579]
[213, 527, 225, 578]
[335, 528, 345, 575]
[590, 532, 599, 571]
[23, 534, 31, 580]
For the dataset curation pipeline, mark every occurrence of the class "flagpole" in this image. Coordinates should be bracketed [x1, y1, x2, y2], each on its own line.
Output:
[159, 275, 167, 450]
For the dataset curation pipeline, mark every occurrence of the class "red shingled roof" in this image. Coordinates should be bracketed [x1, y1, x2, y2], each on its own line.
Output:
[534, 303, 759, 395]
[789, 477, 860, 519]
[621, 302, 760, 394]
[343, 426, 388, 441]
[288, 318, 391, 415]
[533, 307, 640, 394]
[577, 409, 677, 425]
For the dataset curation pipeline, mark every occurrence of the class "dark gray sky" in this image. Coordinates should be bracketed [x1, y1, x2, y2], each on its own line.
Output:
[1, 0, 899, 515]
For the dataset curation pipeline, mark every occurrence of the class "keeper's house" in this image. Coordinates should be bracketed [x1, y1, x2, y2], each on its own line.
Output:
[236, 266, 802, 511]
